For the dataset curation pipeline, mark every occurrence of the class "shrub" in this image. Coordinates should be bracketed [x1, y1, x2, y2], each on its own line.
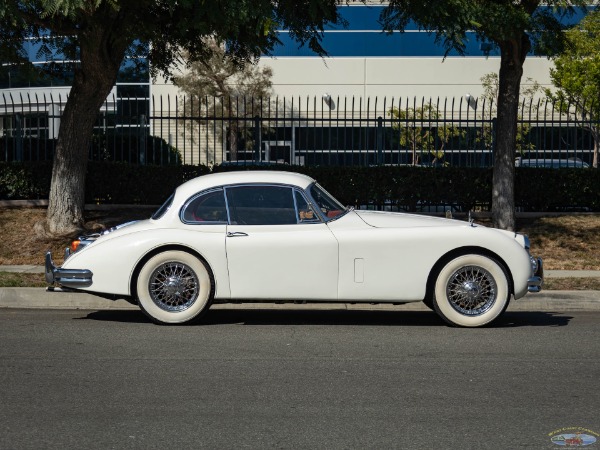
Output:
[1, 161, 599, 211]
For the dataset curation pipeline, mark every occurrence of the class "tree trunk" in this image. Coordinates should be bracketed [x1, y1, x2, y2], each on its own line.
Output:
[46, 19, 129, 234]
[229, 122, 239, 161]
[46, 89, 96, 234]
[492, 35, 530, 231]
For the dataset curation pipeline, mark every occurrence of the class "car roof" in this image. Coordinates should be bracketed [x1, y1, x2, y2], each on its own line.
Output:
[174, 170, 316, 200]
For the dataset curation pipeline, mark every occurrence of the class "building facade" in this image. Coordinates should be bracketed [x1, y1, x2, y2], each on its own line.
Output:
[2, 4, 595, 167]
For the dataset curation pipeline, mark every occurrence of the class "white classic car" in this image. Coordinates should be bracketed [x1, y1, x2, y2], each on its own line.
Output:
[46, 171, 543, 327]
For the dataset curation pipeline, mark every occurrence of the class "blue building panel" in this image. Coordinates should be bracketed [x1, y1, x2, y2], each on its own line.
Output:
[271, 31, 500, 58]
[269, 4, 593, 58]
[325, 5, 423, 31]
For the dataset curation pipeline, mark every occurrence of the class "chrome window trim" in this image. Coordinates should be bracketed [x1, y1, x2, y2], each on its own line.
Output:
[292, 187, 300, 223]
[181, 182, 335, 227]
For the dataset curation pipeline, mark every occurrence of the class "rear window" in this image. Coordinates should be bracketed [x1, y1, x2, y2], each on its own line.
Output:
[181, 189, 228, 224]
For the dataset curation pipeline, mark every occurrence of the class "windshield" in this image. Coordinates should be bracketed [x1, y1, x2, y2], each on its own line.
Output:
[309, 183, 347, 221]
[152, 193, 174, 220]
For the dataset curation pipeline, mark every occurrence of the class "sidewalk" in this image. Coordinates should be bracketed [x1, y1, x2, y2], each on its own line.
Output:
[1, 265, 599, 312]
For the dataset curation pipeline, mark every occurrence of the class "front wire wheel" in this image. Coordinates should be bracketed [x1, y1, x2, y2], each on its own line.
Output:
[433, 254, 510, 327]
[136, 250, 213, 324]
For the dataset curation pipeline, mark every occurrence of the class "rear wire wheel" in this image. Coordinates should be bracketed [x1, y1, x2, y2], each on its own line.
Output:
[136, 251, 213, 324]
[433, 254, 510, 327]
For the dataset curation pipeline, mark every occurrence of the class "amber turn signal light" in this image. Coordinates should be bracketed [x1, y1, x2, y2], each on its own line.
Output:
[70, 240, 81, 252]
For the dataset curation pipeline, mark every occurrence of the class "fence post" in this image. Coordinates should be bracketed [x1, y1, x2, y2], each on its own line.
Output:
[491, 117, 497, 161]
[253, 115, 261, 163]
[15, 113, 23, 162]
[139, 114, 146, 165]
[376, 116, 383, 165]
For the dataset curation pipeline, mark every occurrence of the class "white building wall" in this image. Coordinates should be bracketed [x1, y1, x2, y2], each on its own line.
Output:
[256, 56, 553, 101]
[150, 79, 224, 165]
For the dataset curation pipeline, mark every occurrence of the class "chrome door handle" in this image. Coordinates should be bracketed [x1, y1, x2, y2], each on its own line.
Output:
[227, 231, 248, 237]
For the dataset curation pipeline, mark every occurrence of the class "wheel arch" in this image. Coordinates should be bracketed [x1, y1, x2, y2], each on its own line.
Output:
[130, 244, 216, 301]
[424, 246, 514, 302]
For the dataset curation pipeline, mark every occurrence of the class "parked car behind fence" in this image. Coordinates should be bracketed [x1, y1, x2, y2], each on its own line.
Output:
[516, 157, 589, 168]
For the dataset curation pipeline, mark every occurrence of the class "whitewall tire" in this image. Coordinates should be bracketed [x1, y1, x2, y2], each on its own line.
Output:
[136, 250, 213, 324]
[433, 254, 510, 327]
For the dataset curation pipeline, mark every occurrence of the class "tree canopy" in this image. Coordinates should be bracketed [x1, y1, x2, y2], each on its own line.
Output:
[381, 0, 588, 230]
[549, 10, 600, 168]
[174, 40, 275, 161]
[0, 0, 341, 76]
[174, 41, 274, 101]
[0, 0, 343, 233]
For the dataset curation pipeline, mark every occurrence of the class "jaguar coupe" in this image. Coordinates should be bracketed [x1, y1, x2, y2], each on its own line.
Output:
[46, 170, 543, 327]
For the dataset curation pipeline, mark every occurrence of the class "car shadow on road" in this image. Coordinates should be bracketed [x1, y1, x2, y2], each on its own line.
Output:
[83, 308, 573, 327]
[495, 311, 572, 327]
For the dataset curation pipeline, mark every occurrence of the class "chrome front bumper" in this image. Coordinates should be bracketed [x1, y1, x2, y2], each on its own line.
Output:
[528, 257, 544, 293]
[45, 252, 93, 288]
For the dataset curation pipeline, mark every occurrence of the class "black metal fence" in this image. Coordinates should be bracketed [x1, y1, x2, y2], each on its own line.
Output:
[1, 92, 597, 168]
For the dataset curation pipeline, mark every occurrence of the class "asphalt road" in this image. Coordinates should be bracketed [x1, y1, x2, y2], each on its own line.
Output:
[1, 308, 599, 450]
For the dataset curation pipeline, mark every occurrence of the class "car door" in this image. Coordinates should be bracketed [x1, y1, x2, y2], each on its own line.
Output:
[225, 184, 339, 300]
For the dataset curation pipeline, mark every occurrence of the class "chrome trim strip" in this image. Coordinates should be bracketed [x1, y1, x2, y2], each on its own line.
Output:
[527, 257, 543, 293]
[227, 231, 249, 237]
[527, 276, 543, 293]
[45, 251, 93, 288]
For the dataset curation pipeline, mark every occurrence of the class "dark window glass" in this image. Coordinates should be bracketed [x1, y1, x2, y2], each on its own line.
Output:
[226, 185, 297, 225]
[116, 84, 149, 99]
[295, 190, 320, 223]
[181, 189, 227, 223]
[117, 59, 150, 83]
[309, 183, 347, 220]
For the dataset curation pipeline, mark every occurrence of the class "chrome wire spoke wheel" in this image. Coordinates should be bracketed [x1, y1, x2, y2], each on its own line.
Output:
[446, 265, 497, 316]
[149, 262, 199, 312]
[136, 251, 213, 324]
[433, 254, 510, 327]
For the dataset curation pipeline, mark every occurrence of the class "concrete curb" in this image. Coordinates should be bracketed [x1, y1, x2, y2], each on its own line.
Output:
[0, 288, 598, 312]
[1, 265, 46, 274]
[0, 288, 137, 310]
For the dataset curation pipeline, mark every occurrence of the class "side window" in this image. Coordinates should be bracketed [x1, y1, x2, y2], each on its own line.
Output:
[181, 189, 227, 224]
[294, 190, 320, 223]
[226, 185, 297, 225]
[309, 183, 347, 220]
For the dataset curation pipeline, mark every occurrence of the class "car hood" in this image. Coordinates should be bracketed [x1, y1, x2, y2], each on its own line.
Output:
[353, 210, 468, 228]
